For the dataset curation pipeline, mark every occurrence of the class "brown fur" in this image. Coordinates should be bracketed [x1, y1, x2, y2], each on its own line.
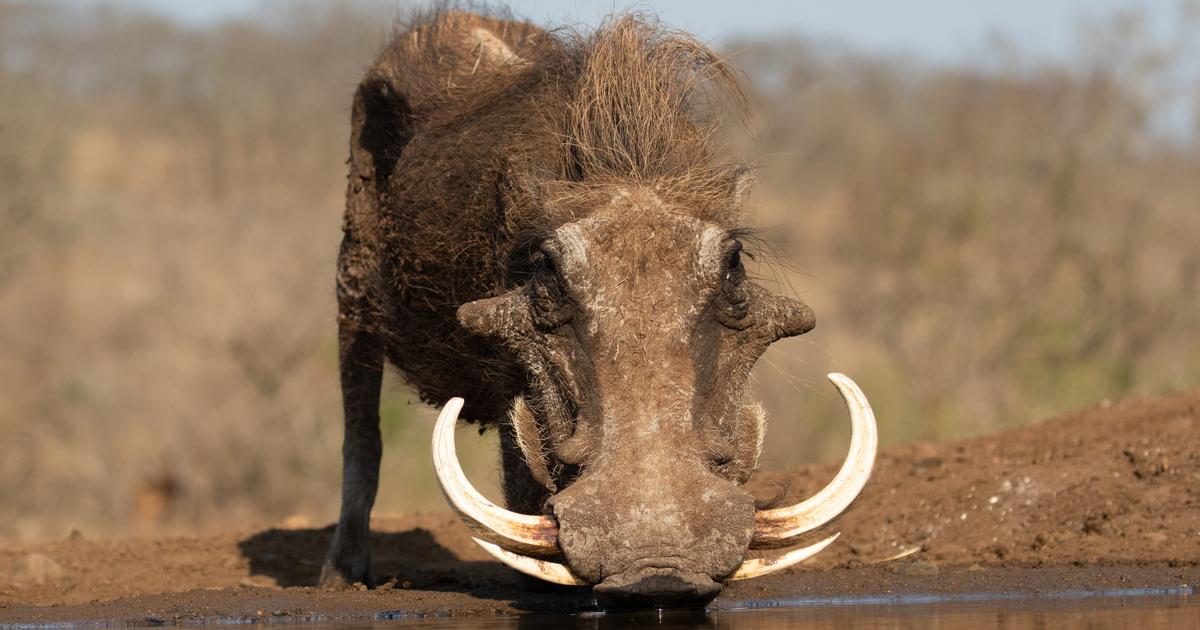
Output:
[322, 8, 815, 605]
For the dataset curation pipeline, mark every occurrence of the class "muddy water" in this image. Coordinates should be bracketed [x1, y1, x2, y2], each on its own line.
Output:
[340, 592, 1200, 629]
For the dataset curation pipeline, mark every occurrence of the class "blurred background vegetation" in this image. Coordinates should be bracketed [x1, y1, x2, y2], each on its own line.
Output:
[1, 0, 1197, 541]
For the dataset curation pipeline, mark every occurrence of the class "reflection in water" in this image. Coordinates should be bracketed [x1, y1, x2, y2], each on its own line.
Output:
[707, 597, 1200, 629]
[369, 595, 1200, 629]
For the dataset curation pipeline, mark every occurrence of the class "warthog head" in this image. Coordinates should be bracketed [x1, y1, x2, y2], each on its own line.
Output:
[428, 16, 877, 608]
[440, 187, 875, 607]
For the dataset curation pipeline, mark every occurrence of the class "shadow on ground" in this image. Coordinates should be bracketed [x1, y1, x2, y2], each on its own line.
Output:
[236, 526, 594, 613]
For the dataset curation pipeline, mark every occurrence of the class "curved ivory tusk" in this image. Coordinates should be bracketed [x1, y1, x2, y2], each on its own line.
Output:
[472, 537, 589, 586]
[750, 373, 877, 549]
[478, 533, 840, 586]
[433, 397, 561, 556]
[730, 532, 840, 581]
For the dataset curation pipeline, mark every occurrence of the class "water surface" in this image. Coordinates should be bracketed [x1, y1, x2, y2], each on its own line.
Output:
[366, 592, 1200, 629]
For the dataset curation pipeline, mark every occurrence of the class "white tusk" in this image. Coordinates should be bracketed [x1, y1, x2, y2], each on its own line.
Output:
[433, 397, 561, 556]
[730, 532, 840, 581]
[750, 373, 877, 549]
[472, 537, 589, 586]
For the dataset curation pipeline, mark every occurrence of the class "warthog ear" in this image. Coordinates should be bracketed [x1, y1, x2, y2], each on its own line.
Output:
[458, 288, 531, 340]
[731, 167, 755, 207]
[467, 27, 524, 68]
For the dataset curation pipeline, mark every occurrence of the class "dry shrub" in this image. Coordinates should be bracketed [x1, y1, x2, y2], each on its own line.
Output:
[737, 9, 1200, 460]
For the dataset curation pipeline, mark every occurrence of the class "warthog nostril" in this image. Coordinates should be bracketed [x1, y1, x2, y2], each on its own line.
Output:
[593, 569, 721, 609]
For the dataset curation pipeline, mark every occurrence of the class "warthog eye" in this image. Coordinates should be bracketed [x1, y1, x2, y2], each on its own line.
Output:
[715, 239, 751, 328]
[727, 240, 743, 272]
[529, 245, 574, 331]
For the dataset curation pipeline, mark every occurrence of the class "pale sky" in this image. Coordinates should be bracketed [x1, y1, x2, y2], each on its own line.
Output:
[65, 0, 1184, 64]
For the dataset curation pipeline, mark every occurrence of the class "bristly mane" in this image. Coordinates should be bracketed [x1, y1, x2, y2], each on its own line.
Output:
[405, 7, 750, 221]
[559, 14, 746, 184]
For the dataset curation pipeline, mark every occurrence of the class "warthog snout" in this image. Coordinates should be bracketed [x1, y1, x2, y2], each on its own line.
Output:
[592, 570, 722, 609]
[548, 446, 755, 607]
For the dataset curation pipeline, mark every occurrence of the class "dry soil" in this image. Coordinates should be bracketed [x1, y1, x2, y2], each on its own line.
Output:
[2, 391, 1198, 625]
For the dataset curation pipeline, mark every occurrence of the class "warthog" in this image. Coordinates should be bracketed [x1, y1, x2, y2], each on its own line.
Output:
[319, 9, 877, 607]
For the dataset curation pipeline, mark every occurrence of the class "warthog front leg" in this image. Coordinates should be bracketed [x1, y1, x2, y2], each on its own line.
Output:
[320, 236, 384, 587]
[319, 320, 383, 587]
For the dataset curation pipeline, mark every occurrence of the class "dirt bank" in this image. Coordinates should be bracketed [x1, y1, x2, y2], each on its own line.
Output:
[2, 391, 1198, 625]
